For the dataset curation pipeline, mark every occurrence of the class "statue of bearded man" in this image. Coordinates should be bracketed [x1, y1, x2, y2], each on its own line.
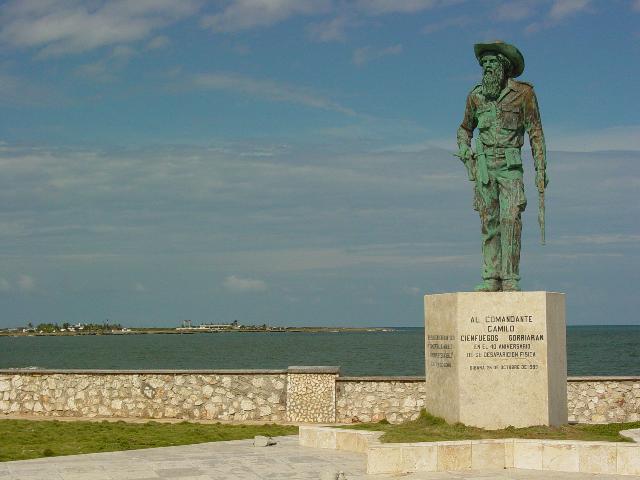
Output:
[457, 41, 548, 292]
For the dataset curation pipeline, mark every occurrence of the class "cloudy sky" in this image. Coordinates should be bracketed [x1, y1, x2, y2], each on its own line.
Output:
[0, 0, 638, 327]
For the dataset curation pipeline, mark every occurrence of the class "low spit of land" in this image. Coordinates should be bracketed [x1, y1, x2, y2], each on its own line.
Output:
[347, 410, 640, 443]
[0, 418, 298, 462]
[0, 326, 394, 337]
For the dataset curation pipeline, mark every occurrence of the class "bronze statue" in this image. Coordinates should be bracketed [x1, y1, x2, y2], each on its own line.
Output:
[457, 41, 548, 292]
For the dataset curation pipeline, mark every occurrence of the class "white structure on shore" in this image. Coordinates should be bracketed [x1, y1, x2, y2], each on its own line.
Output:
[176, 320, 241, 331]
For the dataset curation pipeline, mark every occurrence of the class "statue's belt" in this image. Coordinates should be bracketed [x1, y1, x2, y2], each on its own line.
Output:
[482, 146, 507, 157]
[475, 145, 516, 185]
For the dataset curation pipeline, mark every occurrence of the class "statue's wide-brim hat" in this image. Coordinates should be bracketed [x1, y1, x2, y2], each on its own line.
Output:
[474, 41, 525, 78]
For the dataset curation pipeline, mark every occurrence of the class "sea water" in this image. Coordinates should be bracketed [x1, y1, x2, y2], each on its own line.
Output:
[0, 326, 638, 376]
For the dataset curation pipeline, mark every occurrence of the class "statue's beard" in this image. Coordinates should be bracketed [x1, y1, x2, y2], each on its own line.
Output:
[482, 65, 506, 100]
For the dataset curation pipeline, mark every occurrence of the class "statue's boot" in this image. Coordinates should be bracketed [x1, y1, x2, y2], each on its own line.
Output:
[474, 279, 501, 292]
[502, 280, 521, 291]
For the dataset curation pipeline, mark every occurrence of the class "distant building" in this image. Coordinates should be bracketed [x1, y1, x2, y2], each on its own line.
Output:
[111, 327, 131, 333]
[197, 323, 234, 331]
[176, 321, 242, 331]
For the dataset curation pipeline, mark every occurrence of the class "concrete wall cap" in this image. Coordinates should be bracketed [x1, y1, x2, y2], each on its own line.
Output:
[287, 366, 340, 374]
[568, 376, 640, 381]
[337, 376, 425, 382]
[0, 368, 287, 375]
[2, 369, 637, 382]
[425, 291, 564, 297]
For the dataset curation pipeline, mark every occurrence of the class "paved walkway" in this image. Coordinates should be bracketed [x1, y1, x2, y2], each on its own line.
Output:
[0, 436, 637, 480]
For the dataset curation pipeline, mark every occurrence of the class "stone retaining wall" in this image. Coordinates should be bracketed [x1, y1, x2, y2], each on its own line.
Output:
[567, 377, 640, 424]
[287, 367, 339, 423]
[0, 370, 288, 422]
[336, 376, 640, 425]
[1, 370, 639, 424]
[336, 377, 426, 424]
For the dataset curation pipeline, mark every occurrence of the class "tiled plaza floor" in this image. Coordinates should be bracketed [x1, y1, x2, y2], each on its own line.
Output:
[0, 436, 637, 480]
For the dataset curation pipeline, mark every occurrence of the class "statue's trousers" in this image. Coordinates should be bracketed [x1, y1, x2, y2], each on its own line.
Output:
[473, 153, 527, 281]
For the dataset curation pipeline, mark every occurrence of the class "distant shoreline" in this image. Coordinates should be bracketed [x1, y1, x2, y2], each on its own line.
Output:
[0, 326, 396, 337]
[2, 325, 636, 338]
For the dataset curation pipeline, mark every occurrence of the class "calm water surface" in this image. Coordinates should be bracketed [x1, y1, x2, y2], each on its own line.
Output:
[0, 326, 638, 376]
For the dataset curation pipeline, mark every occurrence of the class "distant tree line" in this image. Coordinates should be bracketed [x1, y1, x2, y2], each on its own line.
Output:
[31, 322, 123, 333]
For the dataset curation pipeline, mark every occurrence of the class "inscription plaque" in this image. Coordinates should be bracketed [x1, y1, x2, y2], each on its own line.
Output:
[424, 292, 567, 429]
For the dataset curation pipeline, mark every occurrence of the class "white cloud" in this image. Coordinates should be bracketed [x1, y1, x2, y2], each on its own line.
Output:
[75, 60, 115, 82]
[555, 234, 640, 246]
[355, 0, 460, 15]
[223, 275, 267, 293]
[0, 0, 201, 56]
[201, 0, 465, 35]
[526, 0, 592, 32]
[111, 45, 136, 60]
[75, 45, 137, 82]
[231, 43, 251, 55]
[546, 253, 624, 260]
[352, 44, 403, 67]
[146, 35, 170, 50]
[548, 0, 591, 21]
[0, 278, 11, 293]
[548, 125, 640, 152]
[0, 141, 635, 280]
[218, 248, 471, 272]
[193, 72, 355, 115]
[133, 282, 147, 292]
[202, 0, 331, 33]
[403, 286, 422, 296]
[75, 45, 138, 83]
[17, 274, 35, 292]
[494, 1, 534, 21]
[634, 0, 640, 12]
[0, 71, 65, 106]
[422, 16, 471, 34]
[0, 140, 636, 327]
[307, 15, 351, 42]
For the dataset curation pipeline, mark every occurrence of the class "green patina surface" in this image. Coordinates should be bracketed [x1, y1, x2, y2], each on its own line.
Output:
[456, 41, 548, 292]
[346, 410, 640, 444]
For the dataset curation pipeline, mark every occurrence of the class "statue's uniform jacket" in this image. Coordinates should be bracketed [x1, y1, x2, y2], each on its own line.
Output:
[457, 78, 546, 185]
[456, 79, 547, 282]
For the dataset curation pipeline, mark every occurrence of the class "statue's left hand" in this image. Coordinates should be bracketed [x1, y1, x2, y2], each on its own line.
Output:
[536, 169, 548, 192]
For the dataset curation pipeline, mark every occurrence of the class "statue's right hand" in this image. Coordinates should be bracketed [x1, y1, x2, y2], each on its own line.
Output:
[459, 145, 476, 182]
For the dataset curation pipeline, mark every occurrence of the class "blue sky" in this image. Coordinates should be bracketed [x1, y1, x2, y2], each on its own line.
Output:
[0, 0, 638, 327]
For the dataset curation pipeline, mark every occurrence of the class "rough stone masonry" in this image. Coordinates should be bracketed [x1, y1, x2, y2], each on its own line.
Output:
[1, 369, 639, 424]
[0, 371, 288, 421]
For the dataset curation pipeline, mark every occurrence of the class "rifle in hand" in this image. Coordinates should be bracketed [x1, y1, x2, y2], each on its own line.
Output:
[538, 188, 545, 245]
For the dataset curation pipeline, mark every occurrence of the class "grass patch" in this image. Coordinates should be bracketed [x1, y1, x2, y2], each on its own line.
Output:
[346, 410, 640, 443]
[0, 419, 298, 462]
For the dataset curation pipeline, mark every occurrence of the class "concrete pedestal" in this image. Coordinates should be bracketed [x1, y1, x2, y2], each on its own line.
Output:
[424, 292, 567, 429]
